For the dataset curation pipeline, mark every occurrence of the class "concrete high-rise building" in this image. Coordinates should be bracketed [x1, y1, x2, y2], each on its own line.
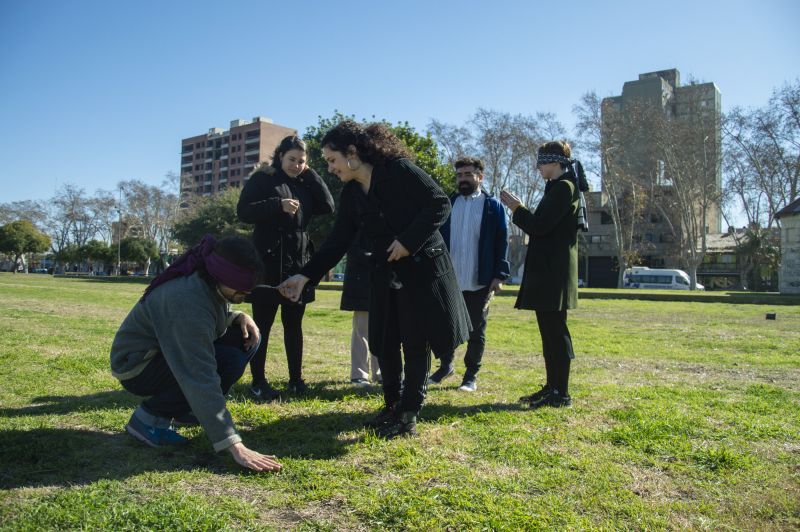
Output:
[580, 69, 723, 287]
[180, 117, 296, 198]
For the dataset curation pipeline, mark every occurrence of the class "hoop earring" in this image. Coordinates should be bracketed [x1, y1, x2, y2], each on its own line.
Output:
[346, 158, 361, 171]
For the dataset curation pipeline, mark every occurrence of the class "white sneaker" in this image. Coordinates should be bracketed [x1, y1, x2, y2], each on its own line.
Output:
[458, 380, 477, 392]
[350, 378, 371, 388]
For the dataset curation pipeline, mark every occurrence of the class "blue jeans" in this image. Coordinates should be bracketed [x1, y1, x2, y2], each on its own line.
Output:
[121, 326, 259, 419]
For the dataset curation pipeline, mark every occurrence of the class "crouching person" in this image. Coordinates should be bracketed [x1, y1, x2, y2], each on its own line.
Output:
[110, 234, 282, 472]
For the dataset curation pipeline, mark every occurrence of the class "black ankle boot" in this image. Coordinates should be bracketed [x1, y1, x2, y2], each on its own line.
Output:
[376, 411, 417, 439]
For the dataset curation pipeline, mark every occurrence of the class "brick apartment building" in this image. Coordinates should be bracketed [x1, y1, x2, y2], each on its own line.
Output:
[180, 117, 295, 199]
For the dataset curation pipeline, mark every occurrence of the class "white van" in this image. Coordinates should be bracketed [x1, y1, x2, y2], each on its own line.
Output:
[623, 267, 704, 290]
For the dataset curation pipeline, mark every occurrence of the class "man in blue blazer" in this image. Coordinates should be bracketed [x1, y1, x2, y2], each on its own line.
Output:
[430, 157, 511, 391]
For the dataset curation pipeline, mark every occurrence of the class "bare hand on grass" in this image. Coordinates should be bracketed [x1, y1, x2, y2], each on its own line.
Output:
[229, 442, 282, 472]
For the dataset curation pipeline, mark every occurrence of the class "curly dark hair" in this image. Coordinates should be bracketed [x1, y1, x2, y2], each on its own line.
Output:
[320, 120, 410, 166]
[270, 135, 307, 170]
[454, 156, 484, 173]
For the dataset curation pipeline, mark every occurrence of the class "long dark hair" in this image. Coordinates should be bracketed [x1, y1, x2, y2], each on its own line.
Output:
[320, 120, 410, 166]
[271, 135, 307, 170]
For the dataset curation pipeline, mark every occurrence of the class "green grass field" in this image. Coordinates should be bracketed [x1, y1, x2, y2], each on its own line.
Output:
[1, 273, 798, 530]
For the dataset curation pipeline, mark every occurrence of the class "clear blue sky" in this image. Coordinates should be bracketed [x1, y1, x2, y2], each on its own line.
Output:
[1, 0, 798, 203]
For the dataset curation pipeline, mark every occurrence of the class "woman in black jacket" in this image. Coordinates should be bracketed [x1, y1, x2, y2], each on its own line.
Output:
[500, 141, 580, 409]
[237, 135, 334, 399]
[279, 120, 470, 438]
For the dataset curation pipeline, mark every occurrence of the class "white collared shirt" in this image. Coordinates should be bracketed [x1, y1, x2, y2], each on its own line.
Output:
[449, 189, 485, 291]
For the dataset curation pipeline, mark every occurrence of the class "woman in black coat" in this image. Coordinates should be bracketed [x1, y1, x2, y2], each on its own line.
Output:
[237, 135, 334, 399]
[280, 120, 470, 438]
[500, 141, 580, 409]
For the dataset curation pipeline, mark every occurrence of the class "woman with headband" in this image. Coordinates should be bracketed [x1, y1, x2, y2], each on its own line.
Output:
[500, 141, 581, 409]
[110, 235, 282, 472]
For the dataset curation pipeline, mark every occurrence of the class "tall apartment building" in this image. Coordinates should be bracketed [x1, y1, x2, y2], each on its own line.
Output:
[580, 69, 722, 287]
[180, 117, 296, 198]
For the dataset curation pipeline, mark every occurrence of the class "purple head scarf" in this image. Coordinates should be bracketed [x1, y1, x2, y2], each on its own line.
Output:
[141, 234, 257, 301]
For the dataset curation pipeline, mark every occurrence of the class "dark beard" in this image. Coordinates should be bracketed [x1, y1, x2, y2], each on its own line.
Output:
[458, 182, 477, 196]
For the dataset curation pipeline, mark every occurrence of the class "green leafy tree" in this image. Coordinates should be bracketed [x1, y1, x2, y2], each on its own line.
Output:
[81, 240, 115, 271]
[120, 237, 159, 273]
[303, 111, 455, 246]
[171, 188, 250, 249]
[0, 220, 51, 273]
[736, 226, 781, 291]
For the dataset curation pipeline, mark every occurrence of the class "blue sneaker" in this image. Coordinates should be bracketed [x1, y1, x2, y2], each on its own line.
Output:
[125, 414, 189, 448]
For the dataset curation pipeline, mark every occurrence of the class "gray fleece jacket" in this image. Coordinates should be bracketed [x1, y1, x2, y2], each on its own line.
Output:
[110, 273, 243, 452]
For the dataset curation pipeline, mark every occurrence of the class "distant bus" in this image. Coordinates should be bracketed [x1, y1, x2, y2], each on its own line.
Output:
[623, 267, 704, 290]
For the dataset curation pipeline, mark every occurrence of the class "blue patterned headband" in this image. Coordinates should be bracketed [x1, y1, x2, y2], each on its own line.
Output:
[536, 153, 571, 166]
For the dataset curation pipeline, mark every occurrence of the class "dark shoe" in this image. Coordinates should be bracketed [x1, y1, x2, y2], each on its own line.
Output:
[364, 403, 398, 429]
[375, 411, 417, 439]
[125, 414, 189, 448]
[250, 380, 281, 402]
[519, 384, 552, 403]
[171, 412, 200, 427]
[427, 365, 454, 385]
[287, 379, 310, 395]
[528, 389, 572, 409]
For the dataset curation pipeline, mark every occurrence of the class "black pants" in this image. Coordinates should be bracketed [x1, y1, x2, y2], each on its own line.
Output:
[535, 310, 574, 396]
[121, 327, 256, 418]
[379, 287, 431, 414]
[250, 298, 306, 383]
[439, 286, 491, 378]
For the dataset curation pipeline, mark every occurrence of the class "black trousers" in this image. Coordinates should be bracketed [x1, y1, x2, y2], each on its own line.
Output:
[378, 286, 431, 414]
[535, 310, 574, 396]
[121, 327, 256, 418]
[250, 298, 306, 383]
[439, 285, 491, 378]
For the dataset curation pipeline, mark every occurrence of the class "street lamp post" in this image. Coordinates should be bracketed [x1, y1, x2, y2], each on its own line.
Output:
[117, 186, 124, 276]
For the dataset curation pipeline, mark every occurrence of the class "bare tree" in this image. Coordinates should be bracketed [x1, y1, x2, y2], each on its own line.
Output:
[574, 92, 650, 287]
[426, 119, 473, 166]
[652, 90, 722, 289]
[0, 200, 48, 228]
[119, 178, 180, 274]
[428, 109, 567, 278]
[722, 80, 800, 229]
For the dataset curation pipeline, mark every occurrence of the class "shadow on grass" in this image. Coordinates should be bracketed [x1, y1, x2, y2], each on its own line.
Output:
[226, 379, 384, 404]
[0, 386, 529, 490]
[0, 427, 233, 490]
[0, 390, 138, 418]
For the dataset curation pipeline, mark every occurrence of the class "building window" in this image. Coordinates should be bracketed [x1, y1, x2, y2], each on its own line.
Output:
[650, 213, 662, 223]
[600, 212, 613, 225]
[591, 235, 602, 244]
[660, 233, 675, 243]
[645, 233, 654, 243]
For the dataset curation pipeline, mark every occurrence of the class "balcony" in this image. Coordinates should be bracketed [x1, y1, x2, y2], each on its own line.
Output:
[245, 148, 259, 156]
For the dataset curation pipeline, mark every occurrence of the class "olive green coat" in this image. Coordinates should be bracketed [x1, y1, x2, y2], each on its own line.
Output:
[512, 176, 579, 311]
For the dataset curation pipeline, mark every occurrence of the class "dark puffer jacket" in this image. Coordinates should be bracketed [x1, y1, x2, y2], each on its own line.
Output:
[237, 164, 334, 285]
